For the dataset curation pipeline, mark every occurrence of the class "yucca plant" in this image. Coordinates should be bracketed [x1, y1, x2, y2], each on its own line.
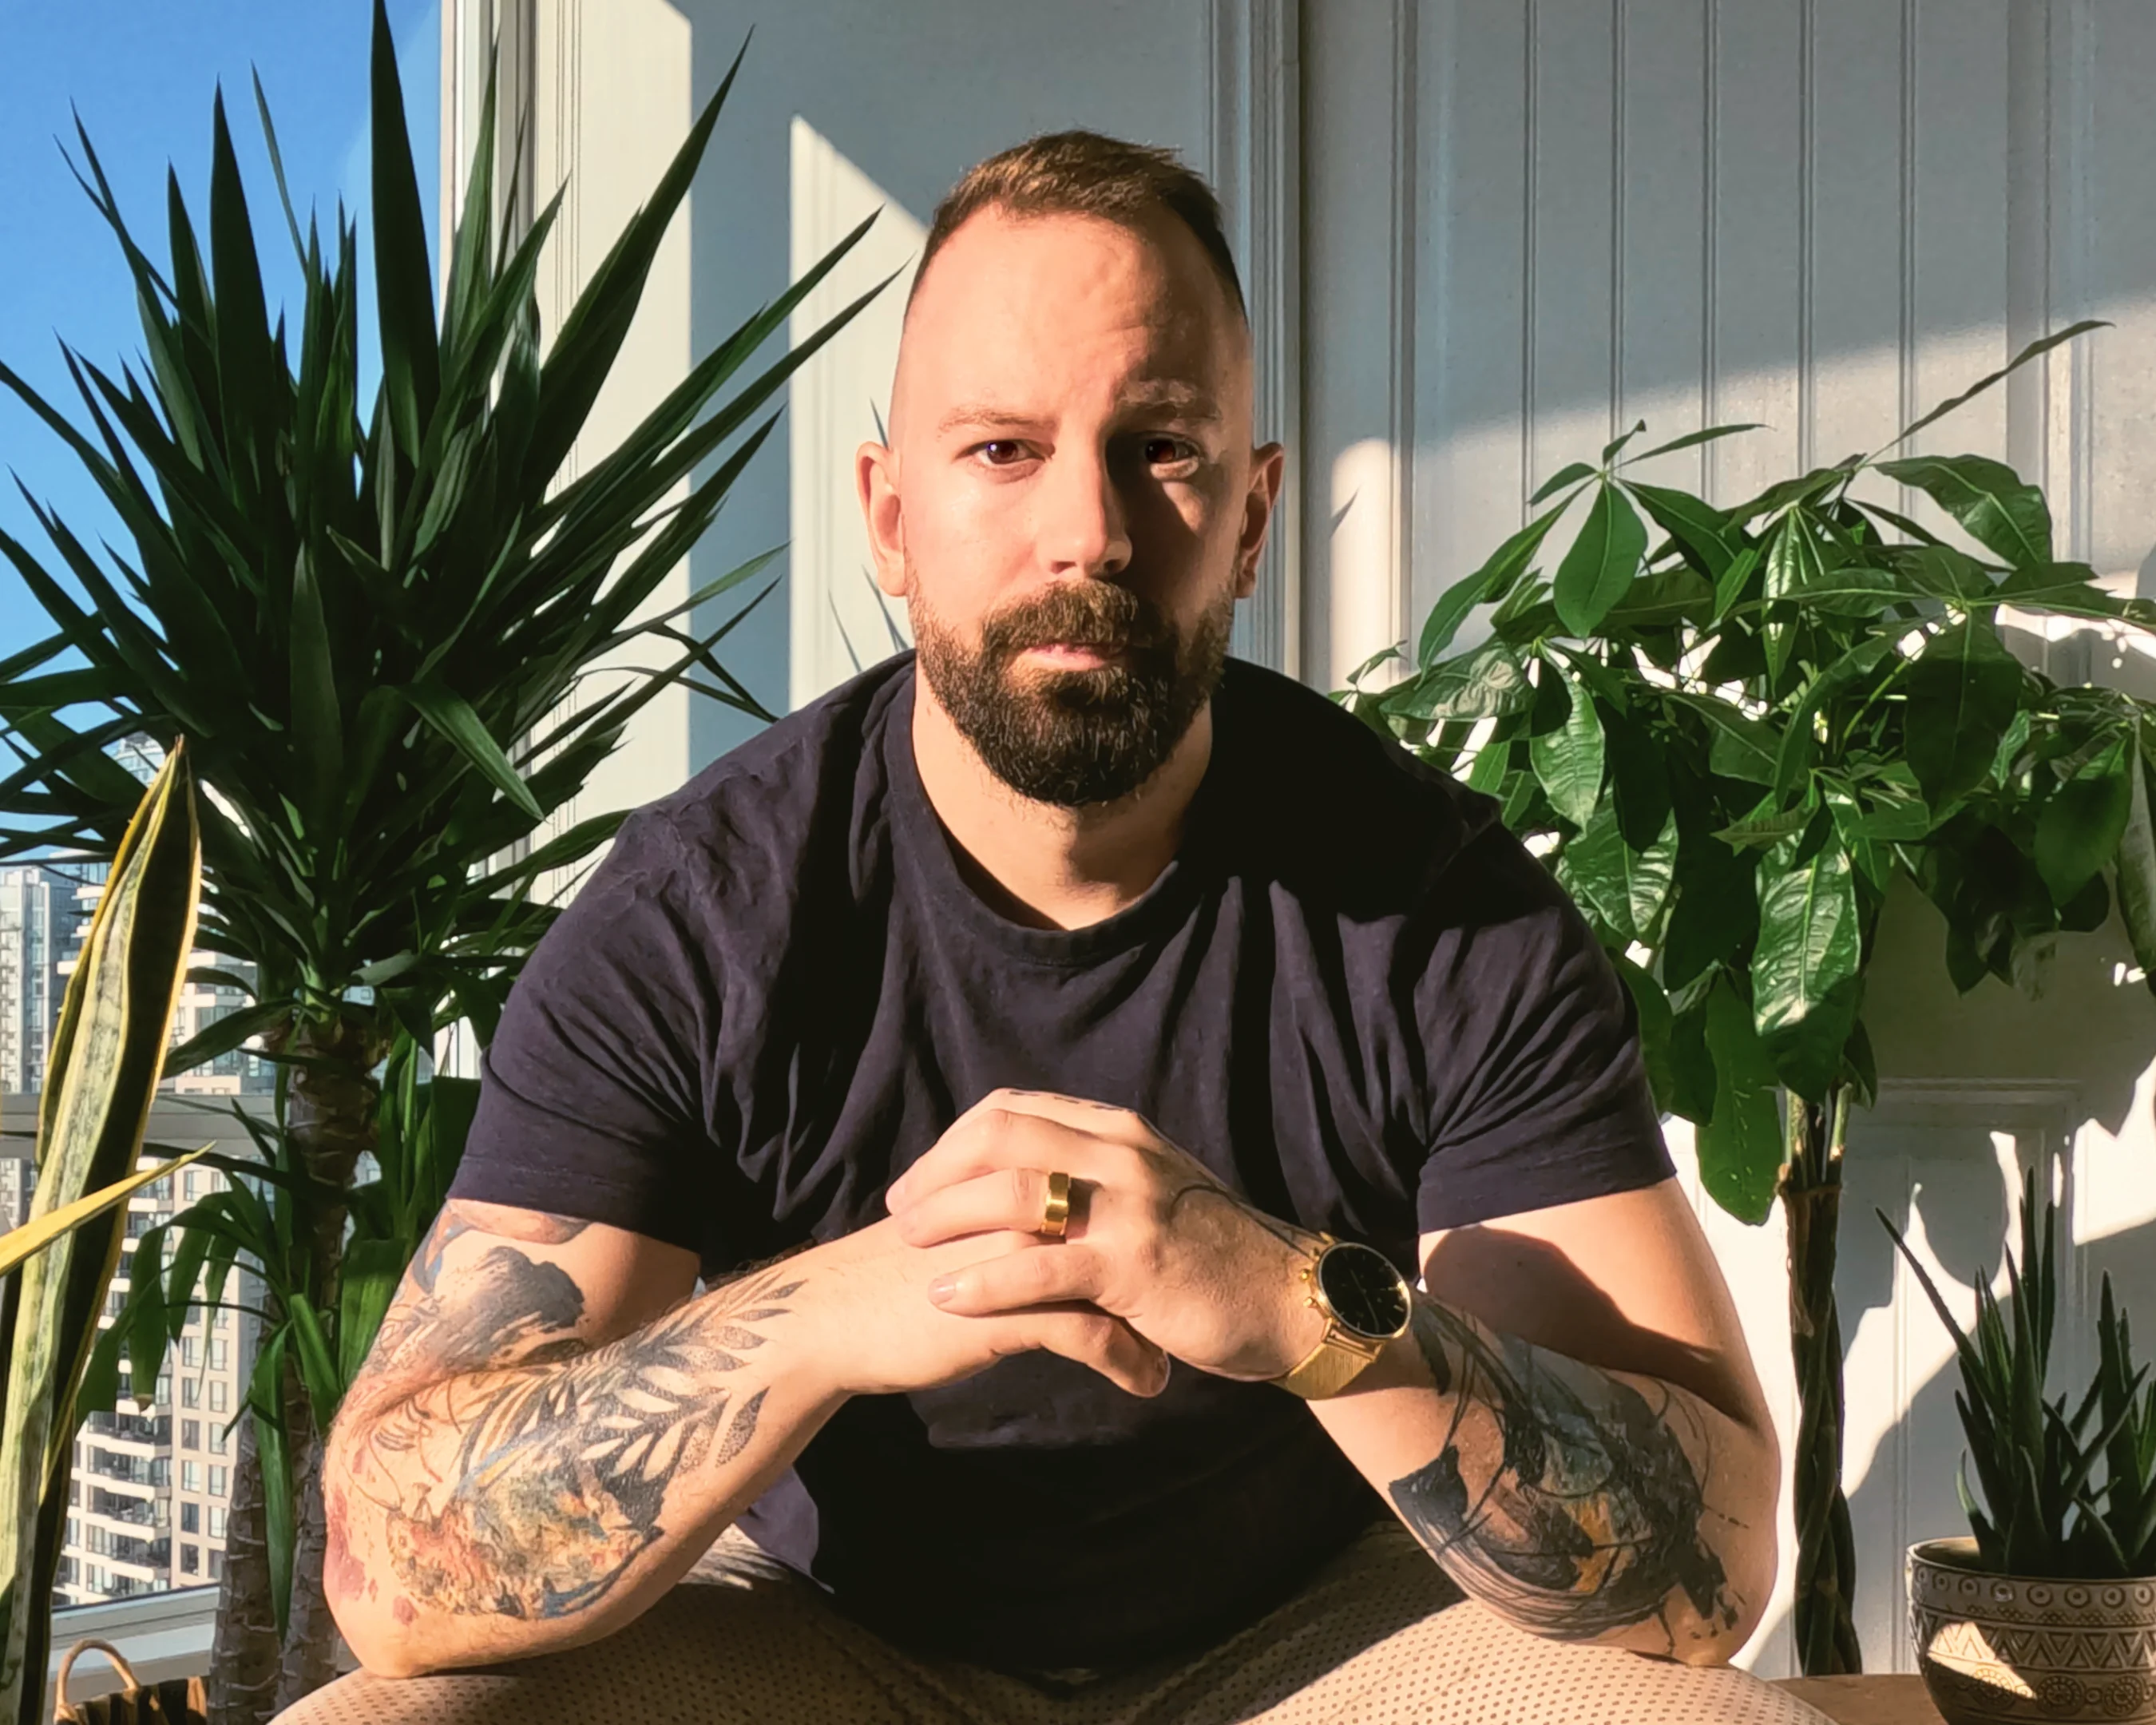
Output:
[0, 740, 207, 1725]
[1884, 1169, 2156, 1578]
[1344, 322, 2156, 1671]
[0, 8, 892, 1718]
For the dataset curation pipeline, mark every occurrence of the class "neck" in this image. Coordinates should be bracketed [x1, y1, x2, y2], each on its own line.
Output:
[910, 675, 1214, 932]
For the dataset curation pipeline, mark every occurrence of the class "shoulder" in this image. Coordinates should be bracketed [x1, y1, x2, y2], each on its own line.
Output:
[1211, 658, 1528, 906]
[624, 655, 910, 896]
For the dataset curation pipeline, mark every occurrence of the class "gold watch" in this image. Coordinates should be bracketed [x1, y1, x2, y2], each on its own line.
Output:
[1273, 1233, 1414, 1400]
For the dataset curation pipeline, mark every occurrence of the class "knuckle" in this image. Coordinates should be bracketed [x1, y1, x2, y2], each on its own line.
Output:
[1008, 1165, 1036, 1213]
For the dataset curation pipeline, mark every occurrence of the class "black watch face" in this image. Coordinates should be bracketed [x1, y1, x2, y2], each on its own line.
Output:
[1318, 1242, 1412, 1340]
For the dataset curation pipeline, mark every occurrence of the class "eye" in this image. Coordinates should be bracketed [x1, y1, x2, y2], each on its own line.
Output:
[973, 440, 1031, 467]
[1143, 436, 1202, 471]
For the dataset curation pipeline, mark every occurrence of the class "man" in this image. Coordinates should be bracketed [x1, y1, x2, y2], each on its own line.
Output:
[291, 132, 1830, 1724]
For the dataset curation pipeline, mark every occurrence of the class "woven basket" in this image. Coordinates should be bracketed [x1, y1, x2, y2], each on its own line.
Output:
[51, 1640, 206, 1725]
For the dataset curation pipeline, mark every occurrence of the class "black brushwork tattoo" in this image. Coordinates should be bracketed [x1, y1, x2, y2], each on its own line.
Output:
[337, 1232, 799, 1622]
[1387, 1300, 1738, 1650]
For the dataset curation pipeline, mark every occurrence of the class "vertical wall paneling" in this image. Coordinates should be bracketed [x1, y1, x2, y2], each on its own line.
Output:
[1298, 0, 1417, 690]
[1210, 0, 1303, 677]
[1410, 0, 1532, 636]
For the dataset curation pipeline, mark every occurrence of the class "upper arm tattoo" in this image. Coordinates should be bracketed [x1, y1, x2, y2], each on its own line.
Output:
[335, 1206, 800, 1622]
[1387, 1299, 1741, 1651]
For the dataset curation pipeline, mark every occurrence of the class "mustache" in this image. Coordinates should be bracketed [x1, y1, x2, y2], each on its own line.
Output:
[979, 584, 1167, 657]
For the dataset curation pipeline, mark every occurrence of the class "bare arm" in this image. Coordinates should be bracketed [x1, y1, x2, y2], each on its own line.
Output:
[1306, 1180, 1780, 1663]
[323, 1196, 1169, 1676]
[322, 1200, 839, 1675]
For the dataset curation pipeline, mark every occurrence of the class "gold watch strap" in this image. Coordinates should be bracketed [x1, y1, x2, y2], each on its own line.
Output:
[1274, 1326, 1385, 1399]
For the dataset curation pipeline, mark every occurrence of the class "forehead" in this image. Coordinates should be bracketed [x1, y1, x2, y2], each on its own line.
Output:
[898, 207, 1246, 425]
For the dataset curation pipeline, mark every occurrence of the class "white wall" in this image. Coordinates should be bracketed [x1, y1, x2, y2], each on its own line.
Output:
[447, 0, 2156, 1677]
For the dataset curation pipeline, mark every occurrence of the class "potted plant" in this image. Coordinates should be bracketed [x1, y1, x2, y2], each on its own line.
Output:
[1883, 1172, 2156, 1724]
[0, 741, 209, 1725]
[0, 8, 894, 1718]
[1344, 322, 2156, 1675]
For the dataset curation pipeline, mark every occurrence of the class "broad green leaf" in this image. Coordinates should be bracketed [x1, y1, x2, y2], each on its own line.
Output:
[1611, 951, 1677, 1114]
[1417, 506, 1566, 668]
[393, 677, 545, 821]
[1754, 837, 1862, 1100]
[1876, 319, 2109, 456]
[1878, 453, 2051, 569]
[1697, 980, 1785, 1224]
[1627, 481, 1746, 581]
[1716, 793, 1818, 851]
[1553, 482, 1649, 637]
[1771, 636, 1900, 800]
[1561, 803, 1677, 942]
[1897, 544, 1995, 602]
[1903, 621, 2026, 809]
[1661, 836, 1759, 991]
[1627, 422, 1766, 466]
[2035, 734, 2133, 905]
[1381, 640, 1534, 721]
[1529, 461, 1597, 507]
[1667, 692, 1779, 786]
[2115, 736, 2156, 996]
[1529, 667, 1605, 827]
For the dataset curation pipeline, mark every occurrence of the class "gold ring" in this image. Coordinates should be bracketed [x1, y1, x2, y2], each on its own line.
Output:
[1039, 1170, 1072, 1239]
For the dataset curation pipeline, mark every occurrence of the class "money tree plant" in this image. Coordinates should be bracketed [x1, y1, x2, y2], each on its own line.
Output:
[1342, 320, 2156, 1675]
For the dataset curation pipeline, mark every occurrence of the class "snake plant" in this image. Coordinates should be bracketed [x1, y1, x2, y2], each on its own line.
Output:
[1885, 1168, 2156, 1578]
[0, 740, 205, 1725]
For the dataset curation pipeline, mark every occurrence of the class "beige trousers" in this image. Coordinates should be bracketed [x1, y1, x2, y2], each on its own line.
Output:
[278, 1520, 1831, 1725]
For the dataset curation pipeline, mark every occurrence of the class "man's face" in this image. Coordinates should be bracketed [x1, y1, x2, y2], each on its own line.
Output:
[862, 205, 1277, 807]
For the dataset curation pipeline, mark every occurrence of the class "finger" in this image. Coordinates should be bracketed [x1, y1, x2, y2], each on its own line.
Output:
[888, 1109, 1114, 1210]
[990, 1303, 1169, 1398]
[894, 1166, 1097, 1247]
[928, 1240, 1108, 1314]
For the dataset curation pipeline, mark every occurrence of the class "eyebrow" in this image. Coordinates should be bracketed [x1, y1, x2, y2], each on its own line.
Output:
[935, 384, 1223, 438]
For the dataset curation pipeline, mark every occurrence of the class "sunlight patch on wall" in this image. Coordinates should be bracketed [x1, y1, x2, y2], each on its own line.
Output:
[788, 117, 925, 711]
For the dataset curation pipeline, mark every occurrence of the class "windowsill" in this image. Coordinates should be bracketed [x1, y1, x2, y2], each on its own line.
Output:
[46, 1585, 219, 1712]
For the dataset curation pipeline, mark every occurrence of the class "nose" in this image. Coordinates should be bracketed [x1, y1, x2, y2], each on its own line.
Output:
[1037, 443, 1133, 580]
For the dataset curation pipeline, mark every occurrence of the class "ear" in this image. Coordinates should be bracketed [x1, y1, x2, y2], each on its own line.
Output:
[1235, 442, 1286, 600]
[858, 439, 907, 598]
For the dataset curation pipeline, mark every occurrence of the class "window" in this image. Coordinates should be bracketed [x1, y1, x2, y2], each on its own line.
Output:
[181, 1420, 199, 1451]
[208, 1422, 227, 1456]
[181, 1337, 200, 1368]
[209, 1465, 228, 1497]
[156, 1371, 171, 1402]
[208, 1507, 227, 1540]
[183, 1169, 199, 1200]
[149, 1457, 169, 1487]
[180, 1544, 199, 1576]
[180, 1461, 201, 1493]
[180, 1501, 199, 1534]
[180, 1378, 200, 1410]
[209, 1338, 228, 1371]
[208, 1381, 227, 1414]
[213, 1305, 230, 1332]
[208, 1551, 224, 1580]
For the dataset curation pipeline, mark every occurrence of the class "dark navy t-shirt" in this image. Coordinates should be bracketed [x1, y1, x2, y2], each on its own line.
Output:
[447, 651, 1671, 1670]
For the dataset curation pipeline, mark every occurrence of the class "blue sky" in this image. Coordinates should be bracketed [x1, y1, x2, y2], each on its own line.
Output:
[0, 0, 440, 663]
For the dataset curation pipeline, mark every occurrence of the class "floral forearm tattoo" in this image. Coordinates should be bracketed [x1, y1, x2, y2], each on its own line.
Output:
[332, 1202, 799, 1622]
[1387, 1299, 1742, 1651]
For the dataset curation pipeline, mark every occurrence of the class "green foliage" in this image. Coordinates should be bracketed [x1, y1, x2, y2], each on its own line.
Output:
[0, 744, 203, 1725]
[1346, 320, 2156, 1219]
[1884, 1169, 2156, 1578]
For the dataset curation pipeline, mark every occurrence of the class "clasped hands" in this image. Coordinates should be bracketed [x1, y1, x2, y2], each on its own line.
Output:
[882, 1087, 1327, 1392]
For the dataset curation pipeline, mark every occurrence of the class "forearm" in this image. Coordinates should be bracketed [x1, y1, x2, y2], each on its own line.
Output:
[323, 1265, 845, 1675]
[1307, 1295, 1778, 1664]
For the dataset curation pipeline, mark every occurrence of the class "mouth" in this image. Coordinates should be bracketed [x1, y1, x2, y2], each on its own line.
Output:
[1019, 642, 1126, 668]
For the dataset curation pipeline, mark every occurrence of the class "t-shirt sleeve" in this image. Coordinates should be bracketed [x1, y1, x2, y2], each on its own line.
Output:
[446, 806, 721, 1256]
[1413, 828, 1674, 1233]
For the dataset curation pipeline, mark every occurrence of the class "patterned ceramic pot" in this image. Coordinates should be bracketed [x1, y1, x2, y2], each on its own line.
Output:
[1908, 1538, 2156, 1724]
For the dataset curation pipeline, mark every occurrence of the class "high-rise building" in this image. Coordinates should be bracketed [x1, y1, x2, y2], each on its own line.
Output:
[57, 1157, 257, 1602]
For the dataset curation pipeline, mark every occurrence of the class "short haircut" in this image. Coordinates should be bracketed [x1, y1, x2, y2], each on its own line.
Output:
[906, 129, 1247, 328]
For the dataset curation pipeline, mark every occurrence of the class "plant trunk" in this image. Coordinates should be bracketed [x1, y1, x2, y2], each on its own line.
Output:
[205, 1397, 279, 1725]
[1782, 1086, 1862, 1676]
[209, 1007, 390, 1725]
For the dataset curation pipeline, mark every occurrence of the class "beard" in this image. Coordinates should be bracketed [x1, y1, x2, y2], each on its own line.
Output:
[909, 569, 1236, 807]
